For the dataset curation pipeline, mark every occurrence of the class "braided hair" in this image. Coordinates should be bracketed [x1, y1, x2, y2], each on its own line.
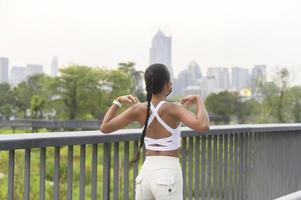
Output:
[130, 63, 171, 164]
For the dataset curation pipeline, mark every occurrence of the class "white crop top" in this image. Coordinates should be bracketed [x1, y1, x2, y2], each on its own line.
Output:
[144, 100, 181, 151]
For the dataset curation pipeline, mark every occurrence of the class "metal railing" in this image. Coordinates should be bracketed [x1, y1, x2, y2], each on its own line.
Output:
[274, 190, 301, 200]
[0, 124, 301, 200]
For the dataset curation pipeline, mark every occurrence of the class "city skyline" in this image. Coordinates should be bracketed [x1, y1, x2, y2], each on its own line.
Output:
[1, 0, 301, 85]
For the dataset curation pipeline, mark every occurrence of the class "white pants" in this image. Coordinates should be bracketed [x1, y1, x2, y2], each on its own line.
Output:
[135, 156, 183, 200]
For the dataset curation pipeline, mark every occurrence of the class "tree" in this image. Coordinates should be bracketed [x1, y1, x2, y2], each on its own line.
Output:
[118, 62, 145, 101]
[13, 74, 55, 119]
[30, 95, 46, 119]
[236, 98, 261, 124]
[205, 91, 239, 124]
[287, 86, 301, 122]
[0, 83, 14, 119]
[259, 68, 290, 123]
[56, 65, 106, 119]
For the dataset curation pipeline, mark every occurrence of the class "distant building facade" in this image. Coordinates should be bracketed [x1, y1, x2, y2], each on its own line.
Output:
[150, 30, 174, 80]
[251, 65, 267, 88]
[10, 66, 26, 86]
[0, 57, 9, 83]
[50, 56, 58, 77]
[173, 61, 203, 97]
[199, 76, 217, 98]
[207, 67, 230, 90]
[231, 67, 250, 90]
[25, 64, 44, 78]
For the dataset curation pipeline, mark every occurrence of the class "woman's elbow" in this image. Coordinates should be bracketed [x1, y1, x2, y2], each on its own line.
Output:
[197, 123, 210, 132]
[100, 124, 111, 134]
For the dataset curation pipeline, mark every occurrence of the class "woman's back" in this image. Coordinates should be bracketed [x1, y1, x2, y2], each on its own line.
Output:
[145, 100, 180, 140]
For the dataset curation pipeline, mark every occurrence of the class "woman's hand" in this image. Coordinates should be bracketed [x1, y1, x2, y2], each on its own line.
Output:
[178, 95, 199, 107]
[117, 95, 140, 105]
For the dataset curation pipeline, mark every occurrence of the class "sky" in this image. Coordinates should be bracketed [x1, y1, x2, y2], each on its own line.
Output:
[1, 0, 301, 84]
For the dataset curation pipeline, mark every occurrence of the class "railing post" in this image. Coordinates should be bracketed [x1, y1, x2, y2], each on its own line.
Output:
[80, 144, 86, 200]
[92, 144, 98, 200]
[103, 143, 111, 200]
[181, 137, 187, 199]
[188, 137, 193, 200]
[123, 141, 129, 200]
[67, 145, 73, 200]
[113, 142, 119, 200]
[8, 150, 15, 200]
[54, 146, 60, 200]
[39, 147, 46, 200]
[194, 136, 200, 199]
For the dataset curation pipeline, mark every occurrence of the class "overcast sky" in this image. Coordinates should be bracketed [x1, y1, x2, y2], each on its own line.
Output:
[1, 0, 301, 84]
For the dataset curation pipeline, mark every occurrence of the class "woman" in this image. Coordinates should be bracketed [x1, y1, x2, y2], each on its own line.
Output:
[100, 63, 210, 200]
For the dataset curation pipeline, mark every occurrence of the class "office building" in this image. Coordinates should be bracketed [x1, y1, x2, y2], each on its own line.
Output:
[149, 30, 174, 80]
[207, 67, 230, 90]
[0, 57, 9, 83]
[25, 64, 44, 78]
[10, 66, 26, 86]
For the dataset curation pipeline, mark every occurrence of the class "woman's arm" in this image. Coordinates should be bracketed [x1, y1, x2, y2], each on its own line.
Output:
[100, 95, 140, 133]
[172, 95, 210, 132]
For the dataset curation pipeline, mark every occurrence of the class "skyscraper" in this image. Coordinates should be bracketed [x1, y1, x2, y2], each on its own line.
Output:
[174, 61, 202, 96]
[231, 67, 250, 90]
[0, 57, 9, 83]
[207, 67, 230, 90]
[251, 65, 267, 88]
[199, 76, 217, 98]
[187, 61, 202, 83]
[25, 64, 44, 78]
[149, 30, 174, 80]
[50, 56, 58, 77]
[10, 66, 26, 86]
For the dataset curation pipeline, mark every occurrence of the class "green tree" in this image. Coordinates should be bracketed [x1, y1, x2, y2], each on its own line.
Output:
[56, 65, 106, 119]
[287, 86, 301, 122]
[118, 62, 145, 101]
[236, 98, 261, 124]
[259, 68, 290, 123]
[13, 74, 55, 119]
[30, 95, 46, 119]
[205, 91, 239, 124]
[0, 83, 14, 119]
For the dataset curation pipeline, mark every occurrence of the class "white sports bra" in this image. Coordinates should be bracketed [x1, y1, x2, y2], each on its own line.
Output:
[144, 100, 181, 151]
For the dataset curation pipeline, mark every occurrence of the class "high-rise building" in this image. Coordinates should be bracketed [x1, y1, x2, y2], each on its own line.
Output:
[25, 64, 44, 78]
[251, 65, 267, 88]
[50, 56, 58, 77]
[207, 67, 230, 90]
[231, 67, 250, 90]
[173, 61, 202, 97]
[149, 30, 174, 80]
[0, 57, 9, 83]
[187, 61, 202, 84]
[199, 76, 217, 98]
[10, 66, 26, 86]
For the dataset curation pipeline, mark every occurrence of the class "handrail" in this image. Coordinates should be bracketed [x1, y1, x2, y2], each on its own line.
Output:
[0, 123, 301, 150]
[274, 190, 301, 200]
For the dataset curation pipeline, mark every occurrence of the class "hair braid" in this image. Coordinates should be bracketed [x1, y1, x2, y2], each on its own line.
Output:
[130, 78, 153, 165]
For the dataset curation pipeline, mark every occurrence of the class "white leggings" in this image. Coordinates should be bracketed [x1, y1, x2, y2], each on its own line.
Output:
[135, 156, 183, 200]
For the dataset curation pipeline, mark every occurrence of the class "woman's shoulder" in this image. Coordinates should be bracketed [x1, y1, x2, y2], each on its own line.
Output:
[165, 100, 182, 107]
[136, 100, 182, 110]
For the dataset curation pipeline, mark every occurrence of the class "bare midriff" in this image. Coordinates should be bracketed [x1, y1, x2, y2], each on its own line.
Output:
[145, 149, 179, 157]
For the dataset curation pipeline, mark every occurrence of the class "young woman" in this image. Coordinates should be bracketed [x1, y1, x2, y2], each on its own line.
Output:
[100, 63, 210, 200]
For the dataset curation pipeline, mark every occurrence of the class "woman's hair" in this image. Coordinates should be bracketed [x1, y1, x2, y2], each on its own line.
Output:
[130, 63, 171, 164]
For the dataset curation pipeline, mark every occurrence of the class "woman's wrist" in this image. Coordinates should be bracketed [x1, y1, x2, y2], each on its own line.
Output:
[113, 99, 122, 108]
[194, 95, 201, 102]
